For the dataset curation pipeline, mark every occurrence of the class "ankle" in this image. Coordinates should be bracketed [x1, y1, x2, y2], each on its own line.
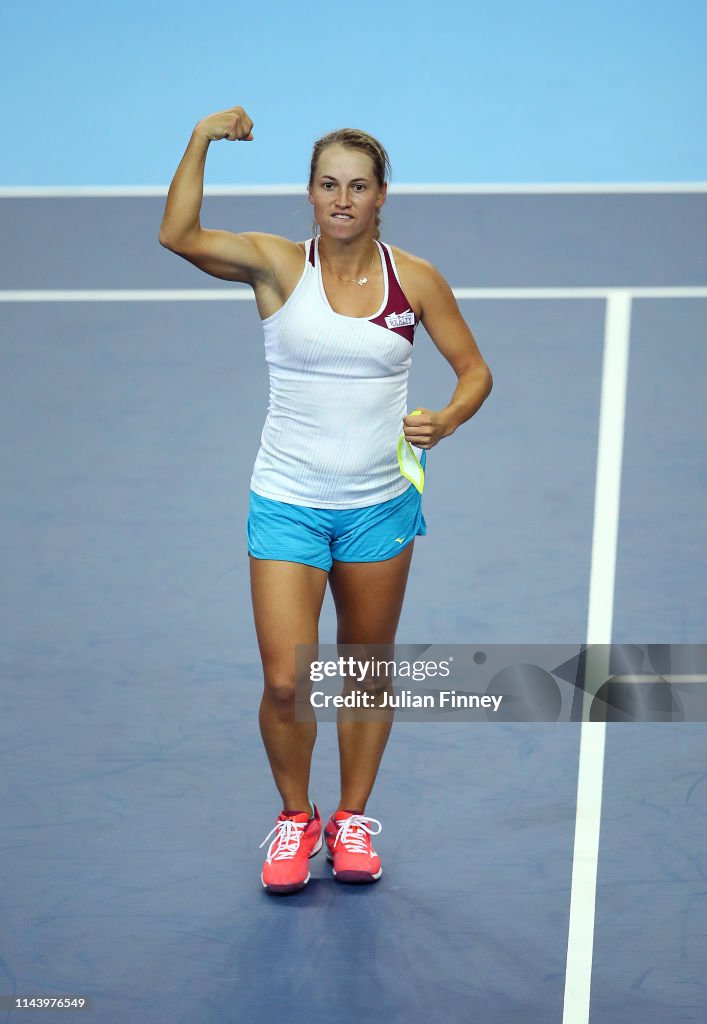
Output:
[282, 800, 314, 817]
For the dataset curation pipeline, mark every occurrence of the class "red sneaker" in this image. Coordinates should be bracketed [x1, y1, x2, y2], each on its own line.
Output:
[260, 804, 322, 893]
[324, 810, 383, 883]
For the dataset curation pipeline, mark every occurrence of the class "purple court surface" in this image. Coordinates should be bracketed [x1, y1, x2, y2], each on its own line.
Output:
[1, 188, 706, 1023]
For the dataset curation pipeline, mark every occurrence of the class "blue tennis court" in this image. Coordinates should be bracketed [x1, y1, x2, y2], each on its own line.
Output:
[1, 187, 705, 1023]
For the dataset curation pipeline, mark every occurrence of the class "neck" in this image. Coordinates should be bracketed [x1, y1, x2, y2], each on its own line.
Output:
[318, 233, 378, 275]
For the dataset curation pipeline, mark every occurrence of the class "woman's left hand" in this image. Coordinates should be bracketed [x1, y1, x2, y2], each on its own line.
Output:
[402, 407, 455, 449]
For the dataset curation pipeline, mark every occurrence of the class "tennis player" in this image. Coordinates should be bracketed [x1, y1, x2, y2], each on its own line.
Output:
[159, 105, 492, 893]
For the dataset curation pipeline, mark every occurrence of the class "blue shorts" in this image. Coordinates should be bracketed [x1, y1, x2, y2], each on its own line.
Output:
[247, 483, 427, 571]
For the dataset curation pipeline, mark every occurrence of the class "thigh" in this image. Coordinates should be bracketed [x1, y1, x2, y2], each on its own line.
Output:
[328, 542, 415, 645]
[247, 490, 333, 572]
[250, 557, 329, 677]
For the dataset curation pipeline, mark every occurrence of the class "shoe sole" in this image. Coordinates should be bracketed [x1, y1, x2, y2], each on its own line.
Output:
[333, 868, 382, 884]
[261, 833, 323, 894]
[325, 846, 382, 884]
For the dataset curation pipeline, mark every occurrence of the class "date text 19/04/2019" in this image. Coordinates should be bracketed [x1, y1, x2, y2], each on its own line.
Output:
[309, 690, 504, 711]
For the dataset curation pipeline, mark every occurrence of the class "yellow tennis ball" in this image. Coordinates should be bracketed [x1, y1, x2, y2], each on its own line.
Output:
[411, 409, 422, 416]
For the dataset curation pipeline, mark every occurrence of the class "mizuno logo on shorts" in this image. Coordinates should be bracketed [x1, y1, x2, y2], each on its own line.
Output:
[384, 310, 416, 330]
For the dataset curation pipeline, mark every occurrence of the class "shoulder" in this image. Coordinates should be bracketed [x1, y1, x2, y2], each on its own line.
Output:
[388, 244, 454, 317]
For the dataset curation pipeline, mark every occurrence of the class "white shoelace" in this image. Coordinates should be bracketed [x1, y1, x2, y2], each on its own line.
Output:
[259, 817, 307, 863]
[332, 814, 382, 854]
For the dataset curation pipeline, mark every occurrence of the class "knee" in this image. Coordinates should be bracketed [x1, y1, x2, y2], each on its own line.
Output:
[262, 672, 297, 709]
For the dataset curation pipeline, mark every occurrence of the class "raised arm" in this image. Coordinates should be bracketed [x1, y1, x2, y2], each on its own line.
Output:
[158, 106, 298, 286]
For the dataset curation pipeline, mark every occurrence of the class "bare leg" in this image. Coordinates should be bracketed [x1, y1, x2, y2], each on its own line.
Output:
[328, 543, 415, 813]
[250, 557, 329, 813]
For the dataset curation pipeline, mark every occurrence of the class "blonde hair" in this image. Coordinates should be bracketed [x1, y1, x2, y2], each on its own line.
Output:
[308, 128, 392, 240]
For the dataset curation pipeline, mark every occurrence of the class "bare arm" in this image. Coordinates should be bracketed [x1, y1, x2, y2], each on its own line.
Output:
[402, 259, 493, 448]
[158, 106, 297, 285]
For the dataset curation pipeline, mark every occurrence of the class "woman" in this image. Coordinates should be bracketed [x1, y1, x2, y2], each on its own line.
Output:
[159, 106, 492, 894]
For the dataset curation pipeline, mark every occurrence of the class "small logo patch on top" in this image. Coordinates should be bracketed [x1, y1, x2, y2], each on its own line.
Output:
[384, 310, 416, 330]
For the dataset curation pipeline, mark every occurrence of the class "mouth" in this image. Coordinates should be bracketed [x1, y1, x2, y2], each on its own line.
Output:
[331, 213, 353, 220]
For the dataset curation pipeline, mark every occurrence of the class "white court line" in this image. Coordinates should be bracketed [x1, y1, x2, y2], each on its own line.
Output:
[585, 294, 632, 650]
[0, 289, 252, 303]
[0, 183, 706, 198]
[1, 287, 706, 303]
[561, 293, 632, 1024]
[453, 287, 707, 301]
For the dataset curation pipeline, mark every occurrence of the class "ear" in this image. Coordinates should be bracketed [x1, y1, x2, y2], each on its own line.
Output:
[307, 187, 314, 206]
[376, 182, 388, 208]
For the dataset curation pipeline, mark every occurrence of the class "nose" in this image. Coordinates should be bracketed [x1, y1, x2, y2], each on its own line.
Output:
[334, 187, 351, 207]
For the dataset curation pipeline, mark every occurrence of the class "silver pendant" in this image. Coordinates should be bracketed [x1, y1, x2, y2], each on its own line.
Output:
[357, 277, 368, 287]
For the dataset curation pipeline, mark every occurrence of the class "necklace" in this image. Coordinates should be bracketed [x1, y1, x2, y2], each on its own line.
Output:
[319, 241, 377, 287]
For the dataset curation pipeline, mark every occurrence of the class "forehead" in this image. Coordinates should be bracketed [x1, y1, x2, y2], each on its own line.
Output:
[314, 143, 375, 179]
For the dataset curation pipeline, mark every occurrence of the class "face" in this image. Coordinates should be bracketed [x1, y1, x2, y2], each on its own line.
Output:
[308, 143, 387, 238]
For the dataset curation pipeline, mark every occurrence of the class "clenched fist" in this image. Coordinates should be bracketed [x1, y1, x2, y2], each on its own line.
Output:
[402, 407, 454, 449]
[195, 106, 254, 142]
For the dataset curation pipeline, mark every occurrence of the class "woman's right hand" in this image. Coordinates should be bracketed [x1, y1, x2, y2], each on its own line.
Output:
[194, 107, 254, 142]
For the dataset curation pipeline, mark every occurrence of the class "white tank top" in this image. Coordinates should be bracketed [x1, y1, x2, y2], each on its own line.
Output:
[250, 236, 419, 509]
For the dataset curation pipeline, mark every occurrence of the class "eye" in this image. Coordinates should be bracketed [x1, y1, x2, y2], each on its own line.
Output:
[321, 181, 335, 190]
[352, 183, 366, 192]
